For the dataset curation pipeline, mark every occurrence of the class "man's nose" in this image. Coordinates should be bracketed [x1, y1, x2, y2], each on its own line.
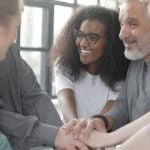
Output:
[119, 24, 130, 41]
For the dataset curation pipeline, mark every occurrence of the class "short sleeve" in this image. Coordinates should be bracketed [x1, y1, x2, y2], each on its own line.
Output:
[107, 90, 119, 101]
[55, 70, 74, 94]
[107, 81, 124, 101]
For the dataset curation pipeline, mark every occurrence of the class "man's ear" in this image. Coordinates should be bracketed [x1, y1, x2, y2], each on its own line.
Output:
[0, 25, 4, 38]
[0, 24, 7, 41]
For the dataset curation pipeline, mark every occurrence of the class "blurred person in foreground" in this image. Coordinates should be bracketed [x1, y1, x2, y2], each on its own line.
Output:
[0, 0, 89, 150]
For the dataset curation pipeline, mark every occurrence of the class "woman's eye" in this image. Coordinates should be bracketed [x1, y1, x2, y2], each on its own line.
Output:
[88, 35, 99, 41]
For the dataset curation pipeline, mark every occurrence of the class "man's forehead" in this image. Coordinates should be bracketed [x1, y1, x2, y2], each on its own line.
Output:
[119, 1, 148, 21]
[120, 0, 150, 16]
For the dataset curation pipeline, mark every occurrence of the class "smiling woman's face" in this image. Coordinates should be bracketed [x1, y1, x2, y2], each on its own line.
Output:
[75, 19, 106, 73]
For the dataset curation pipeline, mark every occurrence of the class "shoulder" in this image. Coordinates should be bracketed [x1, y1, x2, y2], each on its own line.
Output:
[55, 64, 81, 82]
[5, 43, 21, 63]
[8, 43, 20, 57]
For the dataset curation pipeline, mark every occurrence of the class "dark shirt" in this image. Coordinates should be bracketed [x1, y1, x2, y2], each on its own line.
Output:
[0, 43, 62, 150]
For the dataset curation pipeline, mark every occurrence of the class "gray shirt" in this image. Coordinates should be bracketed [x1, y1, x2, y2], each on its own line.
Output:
[0, 43, 62, 150]
[106, 59, 150, 130]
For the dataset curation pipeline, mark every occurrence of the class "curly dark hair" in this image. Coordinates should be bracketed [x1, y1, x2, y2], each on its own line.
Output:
[50, 5, 130, 91]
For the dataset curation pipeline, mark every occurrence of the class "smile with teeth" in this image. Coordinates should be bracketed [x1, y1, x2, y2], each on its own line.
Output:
[81, 49, 92, 55]
[124, 42, 135, 49]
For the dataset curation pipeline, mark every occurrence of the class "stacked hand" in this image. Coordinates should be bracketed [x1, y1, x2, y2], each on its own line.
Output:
[55, 126, 89, 150]
[55, 118, 108, 149]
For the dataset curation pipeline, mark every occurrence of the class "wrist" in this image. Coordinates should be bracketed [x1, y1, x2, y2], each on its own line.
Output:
[92, 114, 111, 132]
[108, 131, 119, 146]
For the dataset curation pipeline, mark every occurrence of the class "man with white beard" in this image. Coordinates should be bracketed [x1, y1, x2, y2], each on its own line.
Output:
[91, 0, 150, 132]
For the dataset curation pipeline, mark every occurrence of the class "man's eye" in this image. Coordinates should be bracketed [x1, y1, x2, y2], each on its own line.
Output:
[130, 23, 137, 26]
[128, 21, 137, 28]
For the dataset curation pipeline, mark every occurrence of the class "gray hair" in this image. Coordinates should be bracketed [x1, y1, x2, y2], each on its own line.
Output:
[120, 0, 150, 16]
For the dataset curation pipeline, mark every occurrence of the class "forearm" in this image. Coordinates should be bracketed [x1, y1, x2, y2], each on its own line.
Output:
[100, 100, 114, 114]
[0, 109, 38, 138]
[110, 112, 150, 145]
[85, 112, 150, 149]
[60, 100, 78, 122]
[31, 122, 59, 147]
[57, 90, 78, 122]
[0, 109, 60, 147]
[115, 123, 150, 150]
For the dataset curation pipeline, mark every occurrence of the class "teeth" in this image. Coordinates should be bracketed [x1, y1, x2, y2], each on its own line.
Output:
[81, 49, 91, 54]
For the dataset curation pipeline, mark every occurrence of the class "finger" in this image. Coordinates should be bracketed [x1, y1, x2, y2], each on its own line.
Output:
[67, 146, 77, 150]
[74, 140, 90, 150]
[82, 119, 94, 138]
[63, 119, 78, 134]
[72, 119, 87, 139]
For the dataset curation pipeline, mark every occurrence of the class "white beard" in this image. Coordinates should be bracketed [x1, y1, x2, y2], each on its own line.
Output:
[124, 48, 146, 60]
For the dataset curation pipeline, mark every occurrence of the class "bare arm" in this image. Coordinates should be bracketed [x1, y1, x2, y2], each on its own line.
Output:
[110, 111, 150, 145]
[115, 122, 150, 150]
[57, 89, 78, 122]
[79, 112, 150, 148]
[100, 100, 114, 114]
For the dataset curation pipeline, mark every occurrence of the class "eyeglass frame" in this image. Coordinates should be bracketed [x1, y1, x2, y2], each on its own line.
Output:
[73, 29, 106, 45]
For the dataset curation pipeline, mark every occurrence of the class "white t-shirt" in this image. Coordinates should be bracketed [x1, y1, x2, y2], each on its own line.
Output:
[55, 71, 120, 118]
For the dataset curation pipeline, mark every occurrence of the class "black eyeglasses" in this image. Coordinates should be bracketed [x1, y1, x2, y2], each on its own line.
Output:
[73, 29, 105, 45]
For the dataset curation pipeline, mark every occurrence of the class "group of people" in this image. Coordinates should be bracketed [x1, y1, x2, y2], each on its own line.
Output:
[62, 0, 150, 149]
[0, 0, 150, 150]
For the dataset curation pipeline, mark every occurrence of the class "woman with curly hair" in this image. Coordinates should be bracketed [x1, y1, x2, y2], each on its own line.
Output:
[50, 6, 130, 122]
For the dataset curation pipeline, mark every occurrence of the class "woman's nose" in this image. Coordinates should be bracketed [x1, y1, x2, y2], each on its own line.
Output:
[79, 37, 89, 48]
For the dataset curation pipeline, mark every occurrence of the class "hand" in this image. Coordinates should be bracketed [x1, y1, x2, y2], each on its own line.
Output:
[79, 130, 109, 149]
[55, 126, 90, 150]
[62, 118, 107, 140]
